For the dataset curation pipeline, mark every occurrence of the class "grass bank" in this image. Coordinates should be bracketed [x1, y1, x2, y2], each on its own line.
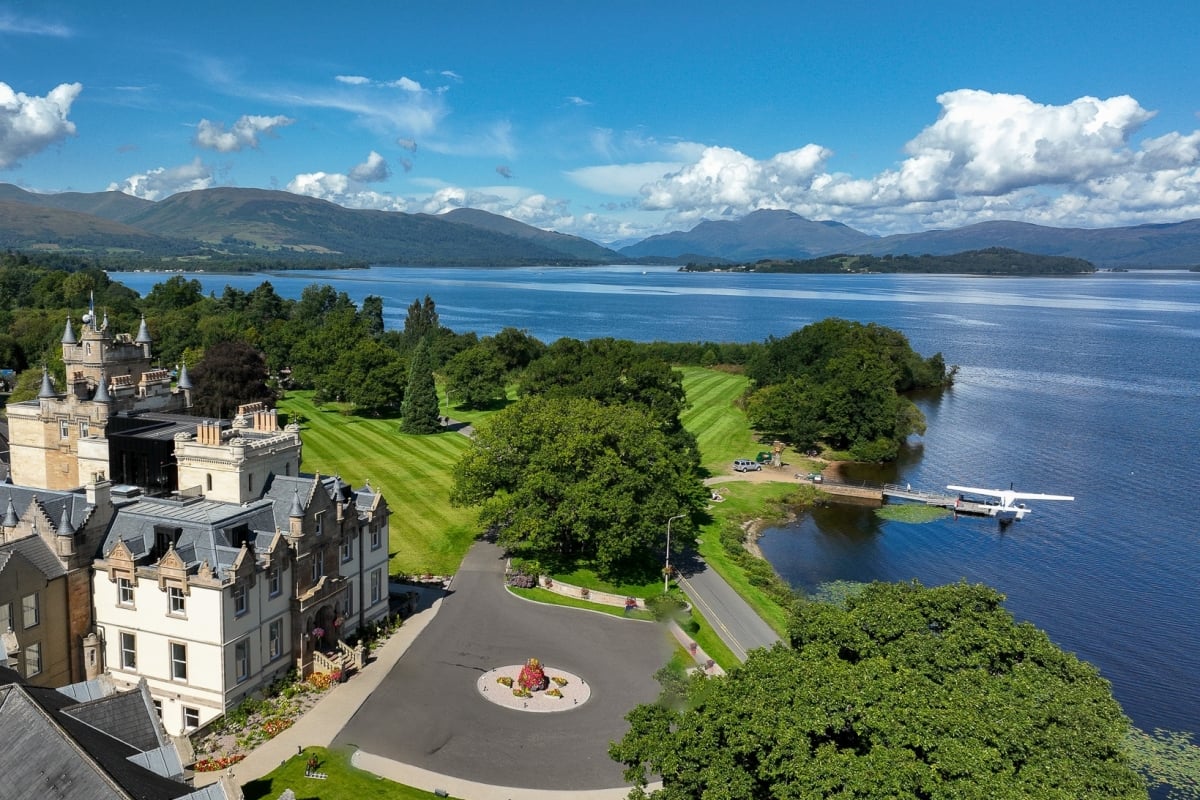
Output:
[242, 747, 448, 800]
[277, 391, 478, 576]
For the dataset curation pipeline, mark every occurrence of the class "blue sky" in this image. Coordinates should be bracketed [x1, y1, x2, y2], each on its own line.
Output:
[2, 1, 1199, 244]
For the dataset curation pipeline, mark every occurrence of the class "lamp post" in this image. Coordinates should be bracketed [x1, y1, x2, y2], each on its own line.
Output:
[665, 514, 685, 593]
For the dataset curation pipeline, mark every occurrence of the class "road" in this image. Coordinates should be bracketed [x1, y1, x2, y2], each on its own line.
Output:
[333, 540, 671, 791]
[675, 550, 781, 660]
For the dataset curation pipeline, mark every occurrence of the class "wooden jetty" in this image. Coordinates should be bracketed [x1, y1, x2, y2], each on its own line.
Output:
[796, 476, 1004, 518]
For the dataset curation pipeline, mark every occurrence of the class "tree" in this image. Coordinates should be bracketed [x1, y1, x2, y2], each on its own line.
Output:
[451, 395, 708, 577]
[442, 345, 507, 409]
[487, 327, 546, 373]
[402, 295, 439, 346]
[315, 339, 406, 413]
[612, 581, 1147, 800]
[190, 340, 273, 418]
[400, 337, 440, 433]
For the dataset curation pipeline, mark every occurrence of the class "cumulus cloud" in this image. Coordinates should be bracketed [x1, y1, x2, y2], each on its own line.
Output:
[108, 157, 212, 200]
[349, 151, 390, 182]
[0, 81, 81, 169]
[622, 90, 1200, 234]
[194, 114, 293, 152]
[496, 165, 513, 179]
[386, 77, 423, 92]
[287, 168, 407, 211]
[396, 137, 418, 152]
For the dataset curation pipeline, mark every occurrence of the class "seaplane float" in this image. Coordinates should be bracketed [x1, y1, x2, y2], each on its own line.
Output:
[946, 484, 1074, 523]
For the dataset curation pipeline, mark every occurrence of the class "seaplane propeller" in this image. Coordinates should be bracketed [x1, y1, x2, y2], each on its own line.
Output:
[946, 484, 1074, 522]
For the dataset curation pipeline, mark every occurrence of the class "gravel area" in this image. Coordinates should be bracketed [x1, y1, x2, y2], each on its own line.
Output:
[476, 665, 591, 712]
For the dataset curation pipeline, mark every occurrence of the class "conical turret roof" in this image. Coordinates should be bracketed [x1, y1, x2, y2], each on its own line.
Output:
[2, 495, 18, 528]
[93, 371, 112, 403]
[290, 490, 305, 519]
[62, 316, 77, 345]
[38, 369, 56, 399]
[135, 315, 152, 344]
[176, 362, 193, 390]
[57, 506, 75, 537]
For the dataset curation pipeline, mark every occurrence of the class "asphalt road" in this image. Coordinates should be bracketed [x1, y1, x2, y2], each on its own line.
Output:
[675, 550, 781, 660]
[333, 540, 672, 790]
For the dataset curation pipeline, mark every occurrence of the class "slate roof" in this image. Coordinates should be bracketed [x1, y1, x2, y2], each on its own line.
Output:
[0, 681, 193, 800]
[1, 484, 93, 536]
[101, 494, 278, 578]
[0, 534, 67, 580]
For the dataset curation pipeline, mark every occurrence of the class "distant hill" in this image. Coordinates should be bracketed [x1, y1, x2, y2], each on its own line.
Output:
[620, 209, 1200, 267]
[620, 209, 875, 260]
[0, 184, 621, 267]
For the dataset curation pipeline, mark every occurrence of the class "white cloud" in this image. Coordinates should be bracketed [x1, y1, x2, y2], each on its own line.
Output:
[613, 90, 1200, 235]
[386, 77, 423, 92]
[108, 157, 212, 200]
[0, 81, 81, 169]
[194, 114, 293, 152]
[349, 151, 390, 182]
[286, 170, 408, 211]
[396, 137, 418, 152]
[335, 75, 370, 85]
[566, 162, 684, 195]
[565, 96, 592, 107]
[0, 12, 71, 37]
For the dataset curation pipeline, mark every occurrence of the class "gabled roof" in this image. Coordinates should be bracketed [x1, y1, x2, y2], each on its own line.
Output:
[0, 681, 193, 800]
[0, 534, 67, 580]
[101, 495, 277, 579]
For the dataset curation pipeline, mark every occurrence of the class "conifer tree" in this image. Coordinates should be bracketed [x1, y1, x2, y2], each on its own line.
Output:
[400, 337, 440, 434]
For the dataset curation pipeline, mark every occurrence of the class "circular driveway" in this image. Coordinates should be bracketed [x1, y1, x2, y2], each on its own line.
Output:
[333, 541, 672, 790]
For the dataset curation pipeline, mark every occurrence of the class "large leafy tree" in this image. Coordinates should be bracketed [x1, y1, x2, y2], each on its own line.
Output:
[190, 340, 274, 418]
[400, 337, 440, 433]
[612, 581, 1147, 800]
[442, 344, 507, 409]
[451, 395, 708, 577]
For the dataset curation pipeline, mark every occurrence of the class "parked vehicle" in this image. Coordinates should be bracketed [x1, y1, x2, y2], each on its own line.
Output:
[733, 459, 762, 472]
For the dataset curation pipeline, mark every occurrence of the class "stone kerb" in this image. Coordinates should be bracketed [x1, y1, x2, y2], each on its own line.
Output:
[536, 575, 645, 610]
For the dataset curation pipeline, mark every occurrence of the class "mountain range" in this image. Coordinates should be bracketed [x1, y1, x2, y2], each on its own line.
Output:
[1, 183, 1198, 268]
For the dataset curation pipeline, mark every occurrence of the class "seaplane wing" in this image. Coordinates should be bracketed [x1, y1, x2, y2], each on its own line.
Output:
[947, 486, 1075, 505]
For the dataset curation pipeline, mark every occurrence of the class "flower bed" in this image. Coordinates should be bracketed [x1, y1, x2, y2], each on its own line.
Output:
[195, 753, 245, 772]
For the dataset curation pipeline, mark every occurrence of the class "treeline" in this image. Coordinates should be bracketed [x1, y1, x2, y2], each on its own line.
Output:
[684, 247, 1096, 275]
[2, 261, 952, 462]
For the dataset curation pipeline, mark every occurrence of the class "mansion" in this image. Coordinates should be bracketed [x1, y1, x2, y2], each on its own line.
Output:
[1, 308, 392, 737]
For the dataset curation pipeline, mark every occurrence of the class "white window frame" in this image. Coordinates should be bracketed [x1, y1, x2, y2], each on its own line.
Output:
[343, 584, 354, 616]
[183, 706, 200, 731]
[78, 419, 90, 438]
[370, 568, 382, 604]
[59, 419, 70, 439]
[120, 631, 137, 669]
[268, 619, 282, 660]
[341, 536, 353, 563]
[310, 552, 322, 582]
[170, 641, 188, 681]
[268, 566, 281, 597]
[22, 592, 39, 629]
[233, 582, 248, 616]
[168, 586, 186, 616]
[118, 577, 134, 607]
[24, 642, 41, 677]
[235, 639, 250, 683]
[370, 527, 382, 550]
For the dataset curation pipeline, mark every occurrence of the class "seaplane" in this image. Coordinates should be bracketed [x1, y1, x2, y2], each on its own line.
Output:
[946, 484, 1074, 523]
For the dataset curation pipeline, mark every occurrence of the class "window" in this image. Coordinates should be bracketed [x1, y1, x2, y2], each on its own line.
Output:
[315, 513, 324, 537]
[118, 577, 134, 607]
[24, 642, 41, 677]
[343, 584, 354, 616]
[0, 602, 11, 632]
[22, 593, 39, 629]
[235, 640, 250, 683]
[268, 620, 282, 660]
[341, 536, 353, 563]
[247, 473, 253, 494]
[153, 700, 162, 719]
[60, 420, 70, 439]
[268, 566, 281, 598]
[120, 631, 137, 669]
[78, 420, 90, 438]
[169, 586, 186, 615]
[370, 568, 382, 604]
[233, 583, 248, 616]
[170, 642, 187, 681]
[183, 706, 200, 731]
[370, 526, 382, 550]
[206, 473, 213, 492]
[310, 552, 323, 582]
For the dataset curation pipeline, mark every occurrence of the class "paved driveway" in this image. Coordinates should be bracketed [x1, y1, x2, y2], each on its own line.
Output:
[334, 541, 672, 790]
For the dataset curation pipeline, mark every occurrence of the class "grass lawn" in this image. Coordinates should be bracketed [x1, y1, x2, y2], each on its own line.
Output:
[242, 747, 452, 800]
[506, 585, 656, 620]
[277, 391, 479, 576]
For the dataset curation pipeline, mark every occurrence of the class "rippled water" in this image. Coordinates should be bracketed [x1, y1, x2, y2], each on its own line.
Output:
[116, 265, 1200, 735]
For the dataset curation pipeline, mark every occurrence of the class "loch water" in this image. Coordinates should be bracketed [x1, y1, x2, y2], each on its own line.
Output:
[116, 265, 1200, 735]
